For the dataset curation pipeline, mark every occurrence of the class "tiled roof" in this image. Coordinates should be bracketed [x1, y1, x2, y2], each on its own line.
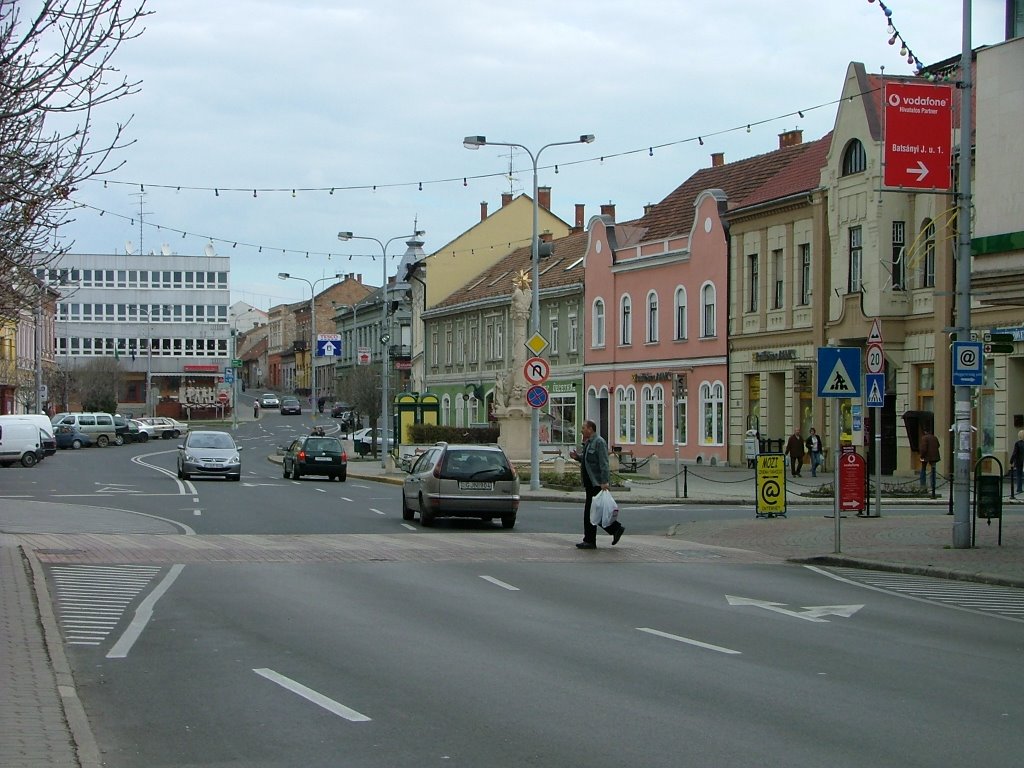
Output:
[630, 139, 831, 242]
[732, 133, 832, 211]
[431, 229, 589, 312]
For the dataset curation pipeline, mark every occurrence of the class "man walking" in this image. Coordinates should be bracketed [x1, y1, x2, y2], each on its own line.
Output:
[1010, 430, 1024, 498]
[919, 427, 940, 498]
[785, 428, 805, 477]
[805, 427, 823, 477]
[570, 419, 624, 549]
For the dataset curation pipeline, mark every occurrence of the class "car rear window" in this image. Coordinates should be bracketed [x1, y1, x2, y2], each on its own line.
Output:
[304, 438, 341, 452]
[441, 449, 512, 480]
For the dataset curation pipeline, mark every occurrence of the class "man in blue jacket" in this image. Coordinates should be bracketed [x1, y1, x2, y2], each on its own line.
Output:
[570, 419, 624, 549]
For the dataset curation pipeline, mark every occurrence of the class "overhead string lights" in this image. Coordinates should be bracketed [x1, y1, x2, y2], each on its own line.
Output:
[866, 0, 927, 76]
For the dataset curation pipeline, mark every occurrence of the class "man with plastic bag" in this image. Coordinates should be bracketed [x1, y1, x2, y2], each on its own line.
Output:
[569, 419, 625, 549]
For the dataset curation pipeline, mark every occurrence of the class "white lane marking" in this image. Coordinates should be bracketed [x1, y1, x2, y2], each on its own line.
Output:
[637, 627, 742, 655]
[316, 488, 327, 493]
[253, 668, 371, 722]
[479, 575, 519, 591]
[400, 523, 417, 531]
[370, 508, 384, 516]
[107, 564, 185, 659]
[342, 497, 354, 502]
[725, 595, 862, 622]
[194, 509, 202, 516]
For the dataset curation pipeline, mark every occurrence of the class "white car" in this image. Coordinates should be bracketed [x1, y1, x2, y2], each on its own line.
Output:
[260, 393, 280, 408]
[138, 416, 189, 439]
[130, 419, 158, 441]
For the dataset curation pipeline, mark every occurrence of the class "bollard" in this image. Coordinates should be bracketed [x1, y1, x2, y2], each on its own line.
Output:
[553, 456, 565, 476]
[647, 455, 661, 479]
[683, 465, 688, 498]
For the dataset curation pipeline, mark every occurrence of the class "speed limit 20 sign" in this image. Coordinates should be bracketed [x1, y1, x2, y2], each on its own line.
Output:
[865, 343, 884, 374]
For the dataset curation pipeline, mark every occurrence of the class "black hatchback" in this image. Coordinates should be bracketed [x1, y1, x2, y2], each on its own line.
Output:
[282, 435, 347, 481]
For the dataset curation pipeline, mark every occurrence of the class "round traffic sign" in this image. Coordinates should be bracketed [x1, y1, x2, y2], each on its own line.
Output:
[523, 357, 550, 385]
[865, 342, 884, 374]
[526, 385, 548, 409]
[217, 391, 230, 404]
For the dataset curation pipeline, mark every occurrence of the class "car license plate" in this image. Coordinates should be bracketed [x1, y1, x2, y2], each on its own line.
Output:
[314, 456, 332, 462]
[459, 481, 493, 490]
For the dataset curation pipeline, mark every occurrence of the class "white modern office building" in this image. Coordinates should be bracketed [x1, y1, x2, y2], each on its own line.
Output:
[45, 251, 232, 416]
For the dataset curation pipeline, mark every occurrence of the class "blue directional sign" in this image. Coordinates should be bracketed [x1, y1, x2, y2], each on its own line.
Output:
[865, 373, 885, 407]
[316, 338, 342, 358]
[816, 347, 861, 398]
[952, 341, 983, 386]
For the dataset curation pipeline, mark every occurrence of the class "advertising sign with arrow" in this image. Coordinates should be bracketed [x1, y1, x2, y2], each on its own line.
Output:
[883, 82, 953, 191]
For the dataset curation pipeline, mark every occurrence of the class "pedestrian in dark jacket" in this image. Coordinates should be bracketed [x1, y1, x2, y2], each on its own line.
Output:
[570, 420, 624, 549]
[1010, 430, 1024, 496]
[785, 428, 805, 477]
[919, 428, 940, 496]
[805, 428, 823, 477]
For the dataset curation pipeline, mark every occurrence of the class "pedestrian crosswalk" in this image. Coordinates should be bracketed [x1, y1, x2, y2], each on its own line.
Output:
[51, 565, 162, 646]
[827, 567, 1024, 622]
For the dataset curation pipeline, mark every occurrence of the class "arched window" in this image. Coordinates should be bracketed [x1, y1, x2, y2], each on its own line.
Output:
[700, 282, 716, 338]
[841, 139, 867, 176]
[455, 393, 466, 427]
[646, 290, 659, 343]
[920, 218, 936, 288]
[674, 286, 687, 340]
[700, 381, 725, 445]
[620, 294, 632, 345]
[441, 394, 451, 426]
[616, 386, 636, 445]
[592, 298, 605, 347]
[642, 385, 664, 444]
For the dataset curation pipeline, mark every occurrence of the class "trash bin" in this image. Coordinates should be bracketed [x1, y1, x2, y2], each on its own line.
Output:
[744, 429, 760, 469]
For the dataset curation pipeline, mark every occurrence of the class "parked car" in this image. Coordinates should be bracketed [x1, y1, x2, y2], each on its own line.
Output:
[54, 424, 92, 450]
[260, 393, 280, 408]
[50, 412, 120, 447]
[0, 415, 56, 457]
[138, 416, 189, 439]
[130, 419, 156, 442]
[176, 430, 242, 481]
[352, 427, 395, 456]
[279, 397, 302, 415]
[282, 435, 347, 481]
[401, 443, 520, 528]
[112, 414, 134, 445]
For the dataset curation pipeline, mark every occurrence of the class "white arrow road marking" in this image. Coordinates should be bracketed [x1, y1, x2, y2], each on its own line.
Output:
[907, 160, 929, 181]
[726, 595, 863, 623]
[253, 668, 371, 722]
[637, 628, 741, 655]
[479, 575, 519, 591]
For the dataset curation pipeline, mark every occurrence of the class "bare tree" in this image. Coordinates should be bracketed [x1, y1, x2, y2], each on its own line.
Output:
[0, 0, 149, 319]
[74, 356, 122, 412]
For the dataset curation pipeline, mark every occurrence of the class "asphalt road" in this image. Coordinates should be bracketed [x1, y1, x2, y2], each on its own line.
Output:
[7, 416, 1023, 766]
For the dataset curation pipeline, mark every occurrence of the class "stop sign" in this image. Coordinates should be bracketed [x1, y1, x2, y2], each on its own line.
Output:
[217, 391, 229, 404]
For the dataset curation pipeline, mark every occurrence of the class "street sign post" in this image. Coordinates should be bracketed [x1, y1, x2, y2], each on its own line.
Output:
[816, 347, 862, 398]
[952, 341, 984, 386]
[523, 357, 550, 385]
[883, 82, 954, 191]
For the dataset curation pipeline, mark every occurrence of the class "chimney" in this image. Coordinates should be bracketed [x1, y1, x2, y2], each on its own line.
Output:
[480, 200, 488, 221]
[537, 186, 551, 211]
[539, 231, 554, 243]
[600, 203, 616, 221]
[501, 192, 513, 207]
[643, 203, 655, 216]
[778, 129, 803, 149]
[575, 203, 585, 230]
[711, 152, 725, 167]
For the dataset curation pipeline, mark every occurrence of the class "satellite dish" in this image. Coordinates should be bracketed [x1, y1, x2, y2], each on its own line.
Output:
[160, 243, 171, 255]
[204, 243, 216, 257]
[124, 240, 135, 255]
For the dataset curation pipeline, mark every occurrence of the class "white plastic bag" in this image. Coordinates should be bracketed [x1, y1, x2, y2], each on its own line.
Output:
[590, 489, 619, 528]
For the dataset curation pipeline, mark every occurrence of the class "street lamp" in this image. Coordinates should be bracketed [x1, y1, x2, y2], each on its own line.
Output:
[463, 133, 595, 490]
[278, 272, 343, 409]
[337, 230, 424, 469]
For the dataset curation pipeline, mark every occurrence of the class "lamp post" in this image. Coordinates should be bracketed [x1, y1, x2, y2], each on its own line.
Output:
[278, 272, 343, 411]
[463, 133, 595, 490]
[337, 230, 424, 469]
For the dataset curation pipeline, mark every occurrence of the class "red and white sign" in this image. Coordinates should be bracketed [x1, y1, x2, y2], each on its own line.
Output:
[883, 82, 953, 190]
[217, 391, 230, 404]
[357, 346, 371, 366]
[865, 343, 884, 374]
[523, 356, 550, 385]
[839, 451, 866, 512]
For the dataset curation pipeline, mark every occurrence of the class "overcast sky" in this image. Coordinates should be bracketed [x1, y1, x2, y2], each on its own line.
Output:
[59, 0, 1008, 309]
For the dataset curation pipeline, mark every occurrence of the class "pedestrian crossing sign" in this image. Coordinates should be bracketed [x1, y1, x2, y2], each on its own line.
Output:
[866, 373, 885, 407]
[816, 347, 862, 398]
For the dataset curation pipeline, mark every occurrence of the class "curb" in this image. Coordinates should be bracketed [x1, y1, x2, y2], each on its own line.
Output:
[792, 554, 1024, 590]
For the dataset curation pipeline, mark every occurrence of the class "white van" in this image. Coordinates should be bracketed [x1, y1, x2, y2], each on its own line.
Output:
[0, 415, 56, 457]
[0, 421, 43, 467]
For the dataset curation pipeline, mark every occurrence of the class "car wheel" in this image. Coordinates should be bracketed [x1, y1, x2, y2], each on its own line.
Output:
[501, 515, 517, 529]
[177, 465, 183, 479]
[114, 434, 125, 446]
[293, 465, 301, 480]
[418, 495, 435, 527]
[96, 435, 109, 447]
[140, 433, 149, 442]
[401, 493, 415, 521]
[339, 468, 347, 482]
[172, 430, 180, 438]
[283, 462, 290, 479]
[181, 471, 191, 481]
[71, 439, 83, 450]
[21, 452, 38, 468]
[231, 474, 241, 482]
[0, 462, 10, 468]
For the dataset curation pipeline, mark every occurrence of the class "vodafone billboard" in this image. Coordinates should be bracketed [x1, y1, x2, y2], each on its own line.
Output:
[883, 82, 954, 190]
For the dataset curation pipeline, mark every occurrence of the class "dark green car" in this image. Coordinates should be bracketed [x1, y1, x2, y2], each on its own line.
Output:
[282, 435, 347, 481]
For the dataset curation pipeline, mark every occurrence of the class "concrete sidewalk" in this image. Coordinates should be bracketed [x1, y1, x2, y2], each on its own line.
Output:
[2, 452, 1020, 767]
